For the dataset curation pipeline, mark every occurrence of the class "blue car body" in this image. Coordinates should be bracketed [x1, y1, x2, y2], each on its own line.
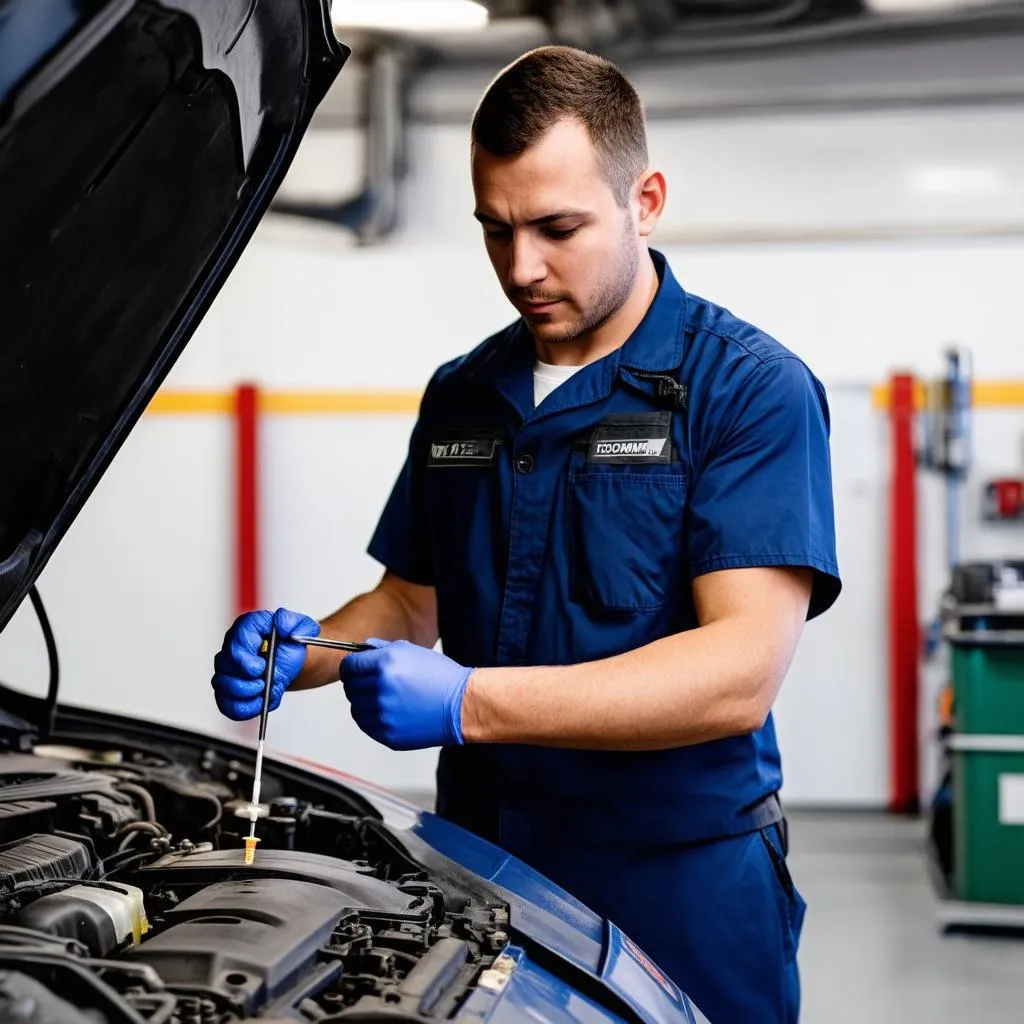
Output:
[280, 756, 710, 1022]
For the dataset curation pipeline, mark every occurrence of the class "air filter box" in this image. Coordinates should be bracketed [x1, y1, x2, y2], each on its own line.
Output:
[0, 834, 90, 890]
[0, 800, 57, 842]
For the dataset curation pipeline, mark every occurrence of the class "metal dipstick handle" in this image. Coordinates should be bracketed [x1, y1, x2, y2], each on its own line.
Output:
[244, 622, 277, 863]
[289, 636, 373, 653]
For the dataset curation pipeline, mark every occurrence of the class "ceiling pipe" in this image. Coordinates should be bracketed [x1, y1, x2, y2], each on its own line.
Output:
[408, 0, 1024, 64]
[270, 45, 409, 243]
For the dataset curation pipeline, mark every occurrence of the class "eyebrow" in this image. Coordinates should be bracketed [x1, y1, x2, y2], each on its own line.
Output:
[473, 210, 589, 227]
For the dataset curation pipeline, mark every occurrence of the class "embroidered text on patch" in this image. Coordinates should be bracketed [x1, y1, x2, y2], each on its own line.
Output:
[593, 438, 668, 459]
[587, 412, 673, 464]
[427, 436, 502, 467]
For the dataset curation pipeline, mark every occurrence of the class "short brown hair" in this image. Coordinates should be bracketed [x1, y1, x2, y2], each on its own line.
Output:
[471, 46, 648, 207]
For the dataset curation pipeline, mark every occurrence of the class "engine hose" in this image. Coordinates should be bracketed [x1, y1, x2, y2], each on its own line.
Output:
[114, 782, 157, 823]
[115, 821, 166, 852]
[194, 792, 223, 832]
[114, 820, 166, 839]
[98, 848, 159, 876]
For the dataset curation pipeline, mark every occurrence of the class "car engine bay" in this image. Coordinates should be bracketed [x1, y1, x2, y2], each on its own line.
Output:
[0, 731, 512, 1023]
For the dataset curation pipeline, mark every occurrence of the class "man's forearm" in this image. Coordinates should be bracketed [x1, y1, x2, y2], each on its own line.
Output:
[291, 585, 437, 691]
[460, 565, 815, 750]
[460, 617, 786, 750]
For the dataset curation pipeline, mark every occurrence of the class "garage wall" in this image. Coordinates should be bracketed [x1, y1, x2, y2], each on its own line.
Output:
[2, 52, 1024, 805]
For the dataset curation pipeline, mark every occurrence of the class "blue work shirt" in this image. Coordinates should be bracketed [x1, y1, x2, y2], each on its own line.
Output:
[369, 250, 840, 864]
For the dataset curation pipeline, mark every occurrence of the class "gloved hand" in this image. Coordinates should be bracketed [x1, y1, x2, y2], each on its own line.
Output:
[212, 608, 320, 721]
[340, 640, 473, 751]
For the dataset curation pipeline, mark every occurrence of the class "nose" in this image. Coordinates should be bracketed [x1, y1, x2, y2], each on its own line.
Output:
[508, 232, 546, 291]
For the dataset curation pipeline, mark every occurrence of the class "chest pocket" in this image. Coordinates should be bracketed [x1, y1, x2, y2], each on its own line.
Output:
[423, 425, 506, 564]
[568, 412, 687, 612]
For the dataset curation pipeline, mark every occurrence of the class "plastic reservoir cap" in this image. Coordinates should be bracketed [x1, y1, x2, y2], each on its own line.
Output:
[232, 803, 269, 819]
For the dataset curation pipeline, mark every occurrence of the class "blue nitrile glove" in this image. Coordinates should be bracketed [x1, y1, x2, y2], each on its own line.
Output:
[211, 608, 320, 721]
[340, 639, 473, 751]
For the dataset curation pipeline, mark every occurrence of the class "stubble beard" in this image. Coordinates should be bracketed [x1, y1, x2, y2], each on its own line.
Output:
[527, 226, 640, 347]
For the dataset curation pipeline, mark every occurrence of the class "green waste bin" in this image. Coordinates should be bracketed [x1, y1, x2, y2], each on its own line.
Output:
[951, 637, 1024, 736]
[949, 629, 1024, 905]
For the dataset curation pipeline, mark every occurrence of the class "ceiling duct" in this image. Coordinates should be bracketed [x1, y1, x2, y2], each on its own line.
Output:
[471, 0, 1024, 55]
[476, 0, 821, 49]
[270, 46, 408, 242]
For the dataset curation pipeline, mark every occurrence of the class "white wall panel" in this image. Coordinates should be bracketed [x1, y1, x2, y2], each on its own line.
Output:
[0, 418, 234, 740]
[773, 386, 891, 806]
[392, 107, 1024, 245]
[258, 415, 441, 790]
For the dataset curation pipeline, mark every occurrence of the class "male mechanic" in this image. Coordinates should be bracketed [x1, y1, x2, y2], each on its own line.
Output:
[212, 46, 840, 1022]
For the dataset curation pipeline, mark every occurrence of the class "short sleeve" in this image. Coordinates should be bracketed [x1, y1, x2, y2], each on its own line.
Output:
[367, 413, 434, 587]
[687, 356, 841, 619]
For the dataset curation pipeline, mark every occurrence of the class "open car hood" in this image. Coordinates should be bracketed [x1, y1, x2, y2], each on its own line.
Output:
[0, 0, 349, 633]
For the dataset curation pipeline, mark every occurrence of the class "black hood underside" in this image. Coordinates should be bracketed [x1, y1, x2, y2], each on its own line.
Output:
[0, 0, 349, 633]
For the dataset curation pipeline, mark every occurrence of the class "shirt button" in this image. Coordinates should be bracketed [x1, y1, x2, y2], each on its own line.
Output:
[515, 452, 535, 474]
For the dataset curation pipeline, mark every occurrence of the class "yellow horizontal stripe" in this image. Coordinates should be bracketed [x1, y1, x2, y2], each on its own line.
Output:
[974, 382, 1024, 407]
[871, 381, 1024, 410]
[149, 384, 1024, 417]
[145, 389, 421, 416]
[263, 390, 421, 415]
[147, 391, 236, 415]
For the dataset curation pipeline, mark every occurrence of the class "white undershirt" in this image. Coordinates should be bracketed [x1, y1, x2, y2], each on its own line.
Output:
[534, 360, 584, 407]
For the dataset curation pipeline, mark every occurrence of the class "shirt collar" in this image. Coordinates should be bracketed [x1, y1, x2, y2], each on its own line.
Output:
[617, 249, 687, 373]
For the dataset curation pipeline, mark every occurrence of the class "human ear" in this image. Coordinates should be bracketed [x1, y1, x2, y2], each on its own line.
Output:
[636, 170, 667, 237]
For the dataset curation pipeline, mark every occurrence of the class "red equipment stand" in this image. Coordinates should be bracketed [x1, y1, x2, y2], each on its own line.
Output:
[235, 383, 260, 616]
[889, 374, 920, 813]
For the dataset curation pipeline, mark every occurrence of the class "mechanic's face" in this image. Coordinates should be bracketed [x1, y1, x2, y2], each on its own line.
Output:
[472, 119, 645, 350]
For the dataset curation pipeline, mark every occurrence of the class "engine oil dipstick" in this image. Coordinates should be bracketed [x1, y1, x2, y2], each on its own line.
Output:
[244, 622, 278, 865]
[286, 636, 374, 653]
[258, 636, 373, 656]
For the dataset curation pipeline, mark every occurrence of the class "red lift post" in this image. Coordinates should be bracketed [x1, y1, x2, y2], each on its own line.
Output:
[889, 373, 920, 813]
[235, 383, 260, 616]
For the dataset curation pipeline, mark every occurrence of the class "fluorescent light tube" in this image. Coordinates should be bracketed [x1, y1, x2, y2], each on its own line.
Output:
[333, 1, 489, 32]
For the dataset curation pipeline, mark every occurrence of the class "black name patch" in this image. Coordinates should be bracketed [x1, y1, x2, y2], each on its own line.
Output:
[587, 412, 673, 465]
[427, 430, 503, 468]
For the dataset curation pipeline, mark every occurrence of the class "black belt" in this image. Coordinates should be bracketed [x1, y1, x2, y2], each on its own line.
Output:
[746, 791, 786, 848]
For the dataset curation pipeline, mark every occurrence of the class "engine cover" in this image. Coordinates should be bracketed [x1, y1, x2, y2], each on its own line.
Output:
[127, 878, 351, 1009]
[138, 847, 425, 914]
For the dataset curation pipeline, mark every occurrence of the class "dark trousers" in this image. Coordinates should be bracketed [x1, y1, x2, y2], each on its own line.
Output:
[526, 823, 805, 1023]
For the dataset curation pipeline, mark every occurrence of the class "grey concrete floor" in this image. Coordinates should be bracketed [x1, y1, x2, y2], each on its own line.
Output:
[790, 811, 1023, 1024]
[400, 796, 1023, 1021]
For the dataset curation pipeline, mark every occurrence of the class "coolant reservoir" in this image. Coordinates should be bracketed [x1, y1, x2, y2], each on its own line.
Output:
[93, 881, 150, 942]
[15, 881, 149, 954]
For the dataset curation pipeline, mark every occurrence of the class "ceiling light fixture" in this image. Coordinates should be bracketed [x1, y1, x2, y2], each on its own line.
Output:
[333, 0, 489, 32]
[865, 0, 1004, 12]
